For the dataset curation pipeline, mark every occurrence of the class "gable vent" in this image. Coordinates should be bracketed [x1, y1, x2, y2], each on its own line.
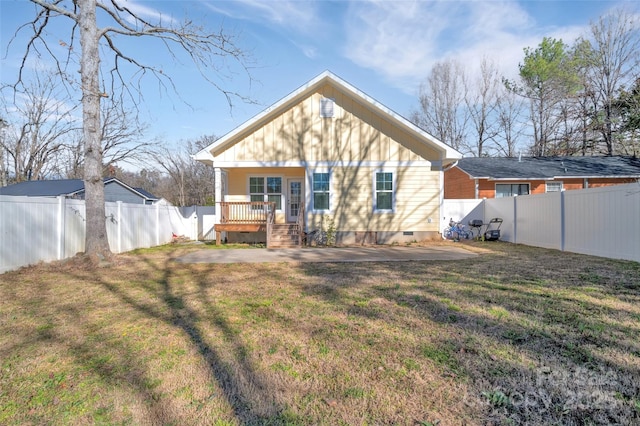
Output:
[320, 98, 334, 118]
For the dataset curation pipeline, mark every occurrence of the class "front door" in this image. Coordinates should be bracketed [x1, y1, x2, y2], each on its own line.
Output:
[287, 179, 303, 223]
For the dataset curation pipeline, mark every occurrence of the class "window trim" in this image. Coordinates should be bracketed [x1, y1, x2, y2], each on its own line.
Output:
[311, 170, 331, 212]
[495, 182, 530, 198]
[373, 170, 395, 213]
[545, 181, 563, 193]
[248, 175, 283, 211]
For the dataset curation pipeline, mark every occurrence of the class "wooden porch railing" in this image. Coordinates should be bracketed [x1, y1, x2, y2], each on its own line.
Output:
[215, 202, 275, 245]
[219, 201, 275, 224]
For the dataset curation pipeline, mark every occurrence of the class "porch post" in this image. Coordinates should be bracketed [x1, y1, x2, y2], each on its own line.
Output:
[214, 167, 223, 244]
[214, 167, 223, 206]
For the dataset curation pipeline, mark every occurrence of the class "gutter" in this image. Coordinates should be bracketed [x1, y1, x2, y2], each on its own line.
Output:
[442, 160, 458, 172]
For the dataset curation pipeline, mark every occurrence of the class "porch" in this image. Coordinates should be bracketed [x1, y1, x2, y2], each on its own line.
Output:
[214, 201, 305, 248]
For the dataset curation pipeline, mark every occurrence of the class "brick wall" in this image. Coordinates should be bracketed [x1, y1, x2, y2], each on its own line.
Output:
[444, 167, 475, 199]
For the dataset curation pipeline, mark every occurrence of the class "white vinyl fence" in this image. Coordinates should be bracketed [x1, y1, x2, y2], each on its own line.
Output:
[0, 195, 214, 273]
[443, 182, 640, 263]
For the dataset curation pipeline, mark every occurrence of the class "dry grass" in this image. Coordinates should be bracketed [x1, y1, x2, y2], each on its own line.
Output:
[1, 241, 639, 425]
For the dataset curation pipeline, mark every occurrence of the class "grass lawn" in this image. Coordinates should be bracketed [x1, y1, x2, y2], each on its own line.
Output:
[1, 241, 639, 425]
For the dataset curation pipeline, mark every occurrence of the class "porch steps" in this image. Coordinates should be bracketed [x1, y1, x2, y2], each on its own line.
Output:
[269, 224, 302, 248]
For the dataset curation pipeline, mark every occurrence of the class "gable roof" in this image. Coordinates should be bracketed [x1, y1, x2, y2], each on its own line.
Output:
[0, 177, 159, 201]
[454, 156, 640, 180]
[194, 70, 461, 164]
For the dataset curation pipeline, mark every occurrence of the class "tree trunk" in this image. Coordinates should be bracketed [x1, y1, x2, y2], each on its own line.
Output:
[79, 0, 111, 259]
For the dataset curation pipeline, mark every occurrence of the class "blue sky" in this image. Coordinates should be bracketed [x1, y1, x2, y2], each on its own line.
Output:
[1, 0, 636, 149]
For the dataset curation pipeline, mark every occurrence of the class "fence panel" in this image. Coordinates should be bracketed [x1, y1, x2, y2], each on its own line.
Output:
[564, 184, 640, 262]
[63, 199, 86, 257]
[484, 197, 515, 242]
[106, 202, 159, 253]
[515, 192, 562, 250]
[441, 199, 483, 234]
[1, 196, 201, 273]
[0, 195, 59, 272]
[196, 206, 217, 241]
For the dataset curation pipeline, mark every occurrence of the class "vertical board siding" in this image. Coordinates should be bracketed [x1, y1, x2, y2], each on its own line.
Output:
[218, 90, 439, 164]
[1, 196, 202, 273]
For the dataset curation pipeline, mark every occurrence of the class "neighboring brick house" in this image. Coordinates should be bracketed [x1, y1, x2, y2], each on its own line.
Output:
[444, 156, 640, 199]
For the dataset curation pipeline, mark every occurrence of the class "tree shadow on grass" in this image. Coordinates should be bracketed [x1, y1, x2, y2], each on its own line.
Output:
[10, 248, 291, 425]
[105, 249, 291, 424]
[296, 251, 640, 425]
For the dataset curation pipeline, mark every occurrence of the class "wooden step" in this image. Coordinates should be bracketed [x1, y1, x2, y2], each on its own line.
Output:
[268, 224, 302, 248]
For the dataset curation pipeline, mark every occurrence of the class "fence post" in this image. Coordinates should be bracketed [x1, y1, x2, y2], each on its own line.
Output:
[57, 196, 66, 260]
[513, 195, 518, 244]
[155, 203, 160, 246]
[193, 211, 198, 241]
[560, 190, 566, 252]
[117, 201, 122, 253]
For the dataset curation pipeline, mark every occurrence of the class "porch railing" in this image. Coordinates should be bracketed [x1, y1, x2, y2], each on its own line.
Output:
[219, 201, 275, 224]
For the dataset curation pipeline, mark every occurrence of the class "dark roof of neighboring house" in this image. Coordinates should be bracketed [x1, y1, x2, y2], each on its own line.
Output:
[133, 187, 159, 201]
[0, 179, 85, 196]
[454, 156, 640, 180]
[0, 178, 159, 201]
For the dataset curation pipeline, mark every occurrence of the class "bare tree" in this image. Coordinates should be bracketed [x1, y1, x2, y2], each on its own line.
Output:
[154, 136, 216, 207]
[60, 100, 161, 179]
[11, 0, 253, 260]
[579, 8, 640, 155]
[0, 72, 78, 182]
[0, 117, 8, 186]
[466, 58, 501, 156]
[412, 59, 470, 152]
[493, 84, 526, 157]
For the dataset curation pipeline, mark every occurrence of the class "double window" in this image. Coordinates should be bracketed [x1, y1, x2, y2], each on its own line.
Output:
[375, 171, 394, 211]
[250, 176, 282, 210]
[495, 183, 529, 198]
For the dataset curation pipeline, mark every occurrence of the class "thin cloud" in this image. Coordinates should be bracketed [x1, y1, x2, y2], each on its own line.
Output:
[202, 0, 320, 34]
[119, 0, 178, 27]
[341, 0, 596, 93]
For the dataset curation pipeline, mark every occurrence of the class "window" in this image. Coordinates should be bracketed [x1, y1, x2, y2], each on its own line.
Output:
[320, 98, 334, 118]
[546, 181, 563, 193]
[375, 172, 394, 211]
[249, 176, 282, 209]
[495, 183, 529, 198]
[313, 172, 330, 211]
